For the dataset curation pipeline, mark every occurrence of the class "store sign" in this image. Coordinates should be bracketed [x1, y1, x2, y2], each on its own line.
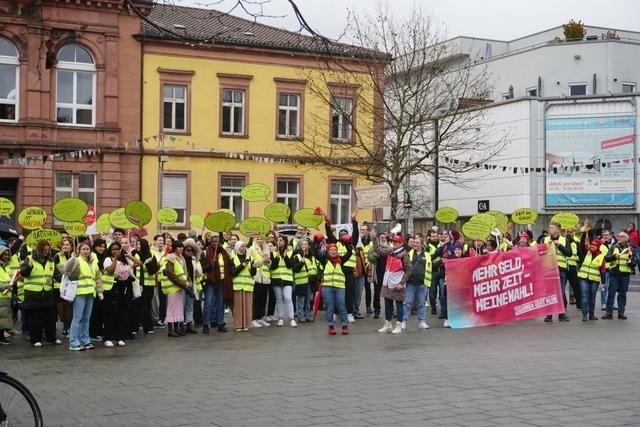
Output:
[545, 115, 635, 207]
[477, 200, 490, 212]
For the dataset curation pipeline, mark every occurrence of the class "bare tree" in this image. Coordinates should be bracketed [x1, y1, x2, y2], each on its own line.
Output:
[295, 5, 508, 222]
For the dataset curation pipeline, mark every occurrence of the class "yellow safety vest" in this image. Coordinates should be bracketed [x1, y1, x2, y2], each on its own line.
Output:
[23, 257, 55, 292]
[337, 242, 356, 269]
[609, 246, 634, 274]
[0, 264, 11, 299]
[232, 254, 255, 292]
[567, 241, 579, 267]
[578, 252, 605, 282]
[294, 254, 317, 286]
[544, 236, 569, 270]
[323, 261, 345, 289]
[271, 250, 293, 283]
[362, 241, 374, 265]
[407, 249, 432, 287]
[195, 259, 204, 293]
[76, 257, 98, 296]
[160, 258, 186, 295]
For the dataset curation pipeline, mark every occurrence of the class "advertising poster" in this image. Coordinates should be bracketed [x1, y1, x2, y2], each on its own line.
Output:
[545, 115, 635, 207]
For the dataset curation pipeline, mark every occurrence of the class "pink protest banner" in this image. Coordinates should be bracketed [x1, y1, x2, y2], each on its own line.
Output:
[443, 245, 564, 328]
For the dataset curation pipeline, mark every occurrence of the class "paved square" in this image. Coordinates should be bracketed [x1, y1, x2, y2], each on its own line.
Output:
[5, 292, 640, 426]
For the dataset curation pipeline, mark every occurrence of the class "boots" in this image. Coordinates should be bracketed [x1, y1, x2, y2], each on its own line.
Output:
[167, 323, 180, 338]
[378, 320, 392, 333]
[391, 321, 403, 335]
[186, 322, 198, 334]
[178, 323, 187, 336]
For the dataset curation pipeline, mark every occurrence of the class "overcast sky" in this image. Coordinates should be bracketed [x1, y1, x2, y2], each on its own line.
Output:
[179, 0, 640, 41]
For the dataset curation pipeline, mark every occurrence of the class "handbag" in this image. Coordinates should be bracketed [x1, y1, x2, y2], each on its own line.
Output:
[132, 277, 142, 299]
[60, 275, 77, 302]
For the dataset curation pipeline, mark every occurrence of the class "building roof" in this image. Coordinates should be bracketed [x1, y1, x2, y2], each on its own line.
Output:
[141, 4, 383, 59]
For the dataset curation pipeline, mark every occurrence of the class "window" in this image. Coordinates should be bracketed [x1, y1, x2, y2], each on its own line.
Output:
[526, 87, 538, 97]
[54, 171, 96, 224]
[569, 83, 587, 96]
[622, 82, 636, 93]
[56, 44, 96, 126]
[0, 37, 19, 122]
[162, 84, 186, 132]
[278, 93, 300, 138]
[330, 180, 352, 224]
[276, 178, 300, 223]
[221, 89, 245, 135]
[162, 174, 188, 226]
[331, 97, 354, 141]
[220, 175, 245, 221]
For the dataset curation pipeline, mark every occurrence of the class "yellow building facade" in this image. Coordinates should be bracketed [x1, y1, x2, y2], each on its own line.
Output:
[139, 6, 382, 235]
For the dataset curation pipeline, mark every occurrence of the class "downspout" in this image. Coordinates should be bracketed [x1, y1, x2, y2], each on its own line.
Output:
[138, 34, 145, 201]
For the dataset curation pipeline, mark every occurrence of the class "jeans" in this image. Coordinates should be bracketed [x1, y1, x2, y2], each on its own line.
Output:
[295, 285, 311, 320]
[579, 279, 598, 316]
[559, 270, 568, 310]
[429, 270, 440, 310]
[403, 283, 427, 323]
[273, 284, 294, 320]
[384, 298, 403, 322]
[322, 286, 346, 326]
[600, 272, 609, 306]
[438, 276, 447, 316]
[203, 282, 225, 326]
[567, 266, 580, 309]
[607, 274, 630, 314]
[184, 289, 195, 323]
[353, 275, 365, 314]
[70, 294, 93, 347]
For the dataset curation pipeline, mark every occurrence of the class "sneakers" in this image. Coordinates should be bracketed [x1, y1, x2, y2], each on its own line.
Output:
[276, 319, 284, 327]
[62, 329, 69, 337]
[328, 325, 337, 335]
[147, 330, 155, 334]
[0, 338, 11, 346]
[443, 320, 450, 328]
[618, 313, 628, 319]
[378, 320, 392, 333]
[290, 319, 297, 327]
[33, 342, 43, 347]
[117, 340, 126, 347]
[589, 314, 599, 321]
[224, 307, 230, 314]
[401, 321, 407, 330]
[391, 322, 403, 334]
[366, 308, 373, 315]
[418, 322, 429, 329]
[582, 314, 588, 322]
[265, 315, 277, 322]
[347, 314, 356, 323]
[83, 343, 96, 350]
[601, 304, 606, 311]
[251, 320, 263, 328]
[104, 340, 115, 348]
[544, 315, 553, 323]
[341, 325, 349, 335]
[69, 345, 85, 351]
[258, 319, 270, 327]
[354, 312, 365, 319]
[154, 321, 167, 328]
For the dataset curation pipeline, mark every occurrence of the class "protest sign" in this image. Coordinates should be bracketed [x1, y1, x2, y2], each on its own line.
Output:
[64, 221, 87, 237]
[462, 221, 491, 241]
[53, 197, 88, 222]
[190, 214, 204, 229]
[444, 245, 564, 328]
[511, 208, 538, 225]
[96, 213, 111, 234]
[487, 210, 508, 234]
[435, 207, 458, 224]
[18, 207, 47, 230]
[239, 217, 271, 237]
[264, 203, 290, 223]
[240, 183, 270, 202]
[204, 211, 236, 233]
[354, 184, 390, 209]
[156, 208, 178, 225]
[550, 212, 579, 229]
[110, 208, 135, 229]
[293, 208, 323, 228]
[0, 198, 14, 218]
[26, 229, 62, 247]
[125, 201, 152, 228]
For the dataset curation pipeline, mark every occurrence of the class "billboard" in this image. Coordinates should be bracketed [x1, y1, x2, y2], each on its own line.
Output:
[545, 115, 635, 207]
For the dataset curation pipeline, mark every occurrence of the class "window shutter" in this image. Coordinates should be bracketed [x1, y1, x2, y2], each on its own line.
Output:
[162, 175, 187, 210]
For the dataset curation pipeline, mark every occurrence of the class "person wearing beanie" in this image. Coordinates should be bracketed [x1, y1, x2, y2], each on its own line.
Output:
[516, 232, 534, 248]
[372, 231, 412, 335]
[578, 239, 605, 321]
[231, 240, 258, 332]
[603, 231, 636, 320]
[0, 246, 14, 345]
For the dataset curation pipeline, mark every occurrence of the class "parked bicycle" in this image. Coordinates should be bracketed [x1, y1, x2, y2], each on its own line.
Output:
[0, 371, 43, 426]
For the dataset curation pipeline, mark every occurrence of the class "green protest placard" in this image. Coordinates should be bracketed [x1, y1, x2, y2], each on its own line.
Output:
[511, 208, 538, 225]
[125, 200, 152, 229]
[109, 208, 135, 230]
[0, 198, 14, 218]
[264, 202, 291, 223]
[239, 217, 272, 238]
[470, 213, 497, 229]
[53, 197, 88, 222]
[156, 208, 178, 225]
[462, 221, 492, 241]
[487, 210, 509, 234]
[96, 213, 111, 234]
[64, 221, 87, 237]
[550, 212, 579, 229]
[18, 207, 47, 230]
[26, 228, 62, 247]
[240, 183, 271, 202]
[293, 208, 323, 228]
[435, 207, 458, 224]
[190, 214, 204, 229]
[204, 211, 236, 233]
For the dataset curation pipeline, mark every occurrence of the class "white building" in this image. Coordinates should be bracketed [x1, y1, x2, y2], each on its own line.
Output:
[400, 24, 640, 236]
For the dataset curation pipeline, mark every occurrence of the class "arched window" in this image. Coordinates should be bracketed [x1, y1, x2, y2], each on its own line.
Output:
[0, 37, 19, 122]
[56, 44, 96, 126]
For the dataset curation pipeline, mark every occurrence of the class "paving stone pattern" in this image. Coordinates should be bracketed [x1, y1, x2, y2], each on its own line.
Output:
[4, 293, 640, 426]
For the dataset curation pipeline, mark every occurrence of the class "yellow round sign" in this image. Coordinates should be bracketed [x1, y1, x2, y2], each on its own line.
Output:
[511, 208, 538, 225]
[18, 207, 47, 230]
[435, 207, 458, 224]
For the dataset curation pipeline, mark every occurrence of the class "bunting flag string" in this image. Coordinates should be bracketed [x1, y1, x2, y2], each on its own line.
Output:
[0, 149, 102, 166]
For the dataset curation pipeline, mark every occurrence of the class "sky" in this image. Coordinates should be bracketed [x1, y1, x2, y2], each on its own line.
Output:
[176, 0, 640, 41]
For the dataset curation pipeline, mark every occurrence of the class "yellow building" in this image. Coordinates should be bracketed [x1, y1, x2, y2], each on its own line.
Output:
[138, 5, 383, 235]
